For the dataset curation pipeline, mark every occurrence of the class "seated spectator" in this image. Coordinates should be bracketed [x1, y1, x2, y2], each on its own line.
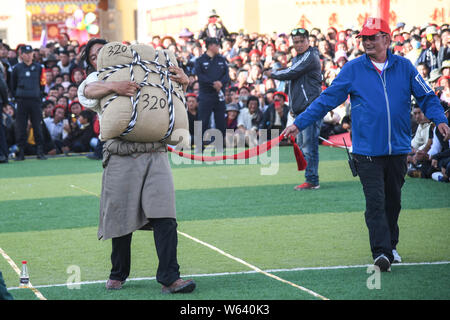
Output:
[2, 103, 15, 158]
[23, 118, 56, 157]
[428, 102, 450, 182]
[407, 104, 433, 178]
[237, 85, 250, 109]
[42, 100, 55, 120]
[259, 91, 289, 140]
[186, 93, 198, 147]
[437, 75, 450, 104]
[64, 100, 84, 138]
[417, 62, 431, 82]
[236, 95, 263, 147]
[61, 110, 96, 154]
[225, 103, 240, 147]
[67, 84, 79, 104]
[70, 67, 85, 86]
[44, 105, 66, 153]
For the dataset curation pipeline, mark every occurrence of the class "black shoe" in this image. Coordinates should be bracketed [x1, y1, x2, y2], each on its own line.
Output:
[36, 146, 47, 160]
[87, 153, 102, 160]
[14, 150, 25, 161]
[0, 155, 8, 163]
[374, 254, 391, 272]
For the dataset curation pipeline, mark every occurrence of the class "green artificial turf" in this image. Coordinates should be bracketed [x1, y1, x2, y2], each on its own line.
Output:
[0, 145, 449, 301]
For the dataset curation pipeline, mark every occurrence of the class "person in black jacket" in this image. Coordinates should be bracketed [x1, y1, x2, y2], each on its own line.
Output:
[267, 28, 323, 190]
[260, 91, 289, 140]
[11, 45, 46, 160]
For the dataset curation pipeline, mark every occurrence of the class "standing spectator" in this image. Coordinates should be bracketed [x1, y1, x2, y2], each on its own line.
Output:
[0, 71, 9, 163]
[198, 9, 229, 41]
[11, 45, 47, 160]
[268, 27, 323, 190]
[282, 18, 450, 272]
[0, 41, 12, 90]
[194, 37, 230, 151]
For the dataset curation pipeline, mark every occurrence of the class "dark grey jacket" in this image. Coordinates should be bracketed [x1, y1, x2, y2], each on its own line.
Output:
[271, 46, 322, 116]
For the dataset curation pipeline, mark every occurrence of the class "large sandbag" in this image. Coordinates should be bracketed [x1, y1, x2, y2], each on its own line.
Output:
[96, 42, 190, 147]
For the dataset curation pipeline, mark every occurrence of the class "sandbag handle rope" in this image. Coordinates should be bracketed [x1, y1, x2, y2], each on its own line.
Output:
[98, 48, 184, 141]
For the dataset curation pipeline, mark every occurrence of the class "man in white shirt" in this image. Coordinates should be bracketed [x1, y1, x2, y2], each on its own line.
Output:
[44, 105, 65, 147]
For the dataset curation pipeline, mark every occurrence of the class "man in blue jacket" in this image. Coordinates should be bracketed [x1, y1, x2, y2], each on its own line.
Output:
[194, 37, 229, 152]
[283, 18, 450, 272]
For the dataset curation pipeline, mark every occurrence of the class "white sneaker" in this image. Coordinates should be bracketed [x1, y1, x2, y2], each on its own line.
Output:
[392, 249, 402, 263]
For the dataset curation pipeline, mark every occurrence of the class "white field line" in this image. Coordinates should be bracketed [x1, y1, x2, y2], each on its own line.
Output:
[0, 247, 47, 300]
[68, 184, 328, 300]
[7, 260, 450, 291]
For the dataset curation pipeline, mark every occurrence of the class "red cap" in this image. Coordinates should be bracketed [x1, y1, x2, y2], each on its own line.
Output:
[357, 17, 391, 37]
[22, 261, 27, 264]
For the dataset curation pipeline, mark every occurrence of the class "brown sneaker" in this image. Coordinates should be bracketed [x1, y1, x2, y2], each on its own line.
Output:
[161, 278, 196, 294]
[105, 279, 126, 290]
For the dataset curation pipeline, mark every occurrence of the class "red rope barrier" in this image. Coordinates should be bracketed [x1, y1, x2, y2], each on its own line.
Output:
[167, 134, 307, 171]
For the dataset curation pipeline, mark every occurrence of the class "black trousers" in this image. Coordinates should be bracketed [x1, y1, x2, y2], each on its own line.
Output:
[0, 118, 8, 158]
[109, 218, 180, 287]
[15, 98, 44, 150]
[197, 95, 226, 146]
[353, 154, 408, 262]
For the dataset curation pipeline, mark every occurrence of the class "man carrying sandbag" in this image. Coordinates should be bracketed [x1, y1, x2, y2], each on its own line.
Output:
[77, 38, 196, 294]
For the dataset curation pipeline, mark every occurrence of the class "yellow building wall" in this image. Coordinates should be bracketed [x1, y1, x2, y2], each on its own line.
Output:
[116, 0, 137, 42]
[138, 0, 449, 41]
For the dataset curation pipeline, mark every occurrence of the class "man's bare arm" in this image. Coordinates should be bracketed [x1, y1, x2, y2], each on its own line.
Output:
[84, 81, 140, 99]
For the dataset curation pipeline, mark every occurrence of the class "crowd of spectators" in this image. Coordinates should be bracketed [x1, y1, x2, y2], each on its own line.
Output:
[0, 13, 449, 182]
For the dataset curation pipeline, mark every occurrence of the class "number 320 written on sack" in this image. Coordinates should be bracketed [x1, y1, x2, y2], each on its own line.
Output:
[141, 94, 166, 111]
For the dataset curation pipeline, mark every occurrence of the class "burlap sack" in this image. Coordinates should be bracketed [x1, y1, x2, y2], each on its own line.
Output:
[96, 42, 190, 147]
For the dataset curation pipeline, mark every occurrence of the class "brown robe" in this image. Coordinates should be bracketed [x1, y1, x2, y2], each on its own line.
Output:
[98, 139, 176, 240]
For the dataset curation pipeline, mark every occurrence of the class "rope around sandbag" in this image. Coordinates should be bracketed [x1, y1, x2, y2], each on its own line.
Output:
[98, 48, 185, 141]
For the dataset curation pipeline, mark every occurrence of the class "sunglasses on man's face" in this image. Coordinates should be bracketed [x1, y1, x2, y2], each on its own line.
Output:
[361, 33, 385, 42]
[291, 28, 307, 36]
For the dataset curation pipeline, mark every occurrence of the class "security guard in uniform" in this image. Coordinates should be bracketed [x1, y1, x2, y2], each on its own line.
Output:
[11, 45, 46, 160]
[194, 37, 230, 151]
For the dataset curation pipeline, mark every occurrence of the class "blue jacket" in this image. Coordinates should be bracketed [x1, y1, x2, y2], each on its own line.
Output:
[294, 50, 448, 156]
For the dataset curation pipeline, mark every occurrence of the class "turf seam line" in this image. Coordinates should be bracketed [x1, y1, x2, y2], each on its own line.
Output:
[0, 247, 47, 300]
[7, 261, 450, 291]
